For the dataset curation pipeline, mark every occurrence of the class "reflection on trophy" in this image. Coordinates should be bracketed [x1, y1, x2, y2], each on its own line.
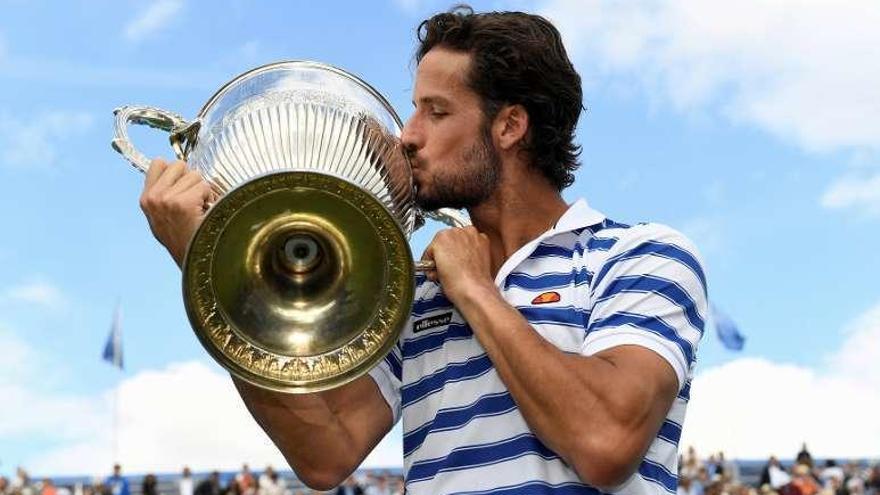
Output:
[112, 61, 467, 393]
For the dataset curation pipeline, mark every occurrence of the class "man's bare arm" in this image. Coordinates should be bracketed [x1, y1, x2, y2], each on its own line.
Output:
[452, 289, 677, 488]
[233, 375, 393, 490]
[138, 158, 394, 490]
[422, 226, 686, 488]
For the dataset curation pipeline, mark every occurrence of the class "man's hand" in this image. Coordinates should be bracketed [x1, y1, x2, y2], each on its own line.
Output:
[139, 158, 213, 266]
[421, 226, 496, 304]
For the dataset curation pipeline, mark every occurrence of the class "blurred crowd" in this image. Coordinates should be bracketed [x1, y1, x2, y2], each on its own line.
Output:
[679, 445, 880, 495]
[3, 446, 878, 495]
[0, 464, 403, 495]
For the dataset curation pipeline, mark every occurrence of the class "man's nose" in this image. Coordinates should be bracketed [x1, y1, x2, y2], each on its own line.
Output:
[400, 116, 422, 157]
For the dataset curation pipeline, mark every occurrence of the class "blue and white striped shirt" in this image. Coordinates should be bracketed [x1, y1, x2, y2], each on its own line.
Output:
[369, 199, 707, 494]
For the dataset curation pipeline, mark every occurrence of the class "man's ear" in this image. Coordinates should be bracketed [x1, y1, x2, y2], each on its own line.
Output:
[493, 104, 529, 151]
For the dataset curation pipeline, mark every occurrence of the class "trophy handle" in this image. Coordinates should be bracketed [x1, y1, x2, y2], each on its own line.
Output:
[111, 105, 198, 173]
[424, 208, 470, 229]
[413, 208, 471, 271]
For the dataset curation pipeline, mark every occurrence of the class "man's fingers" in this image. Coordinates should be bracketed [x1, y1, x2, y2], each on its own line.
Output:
[151, 160, 188, 191]
[421, 243, 439, 282]
[187, 180, 215, 212]
[177, 181, 214, 211]
[144, 158, 168, 189]
[166, 170, 205, 196]
[421, 242, 435, 262]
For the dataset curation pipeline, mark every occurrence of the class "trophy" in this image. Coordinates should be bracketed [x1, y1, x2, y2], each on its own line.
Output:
[112, 61, 467, 393]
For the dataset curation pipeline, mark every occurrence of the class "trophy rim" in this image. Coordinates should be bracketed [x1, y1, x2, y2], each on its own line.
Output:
[194, 60, 405, 130]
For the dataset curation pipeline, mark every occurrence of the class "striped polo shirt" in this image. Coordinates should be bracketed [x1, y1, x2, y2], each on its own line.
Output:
[369, 199, 707, 494]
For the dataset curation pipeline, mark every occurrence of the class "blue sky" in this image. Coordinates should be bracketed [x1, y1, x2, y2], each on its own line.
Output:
[1, 0, 878, 478]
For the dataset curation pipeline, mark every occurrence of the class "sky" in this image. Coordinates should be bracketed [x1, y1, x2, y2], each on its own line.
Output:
[1, 0, 879, 479]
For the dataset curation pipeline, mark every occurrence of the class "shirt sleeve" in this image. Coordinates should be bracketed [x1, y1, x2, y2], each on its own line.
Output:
[581, 223, 708, 391]
[368, 341, 403, 424]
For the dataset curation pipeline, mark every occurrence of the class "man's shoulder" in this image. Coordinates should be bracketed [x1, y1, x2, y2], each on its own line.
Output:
[587, 220, 703, 265]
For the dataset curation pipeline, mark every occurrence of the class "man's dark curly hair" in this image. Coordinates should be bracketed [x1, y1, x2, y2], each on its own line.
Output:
[416, 5, 583, 190]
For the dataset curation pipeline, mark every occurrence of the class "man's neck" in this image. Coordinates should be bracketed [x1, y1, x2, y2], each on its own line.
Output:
[467, 173, 569, 276]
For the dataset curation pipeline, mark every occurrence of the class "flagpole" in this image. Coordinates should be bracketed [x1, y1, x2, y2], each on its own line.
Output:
[113, 379, 119, 464]
[105, 300, 123, 466]
[115, 303, 122, 464]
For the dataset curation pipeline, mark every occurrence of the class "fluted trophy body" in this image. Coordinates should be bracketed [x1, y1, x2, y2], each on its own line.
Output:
[113, 61, 468, 393]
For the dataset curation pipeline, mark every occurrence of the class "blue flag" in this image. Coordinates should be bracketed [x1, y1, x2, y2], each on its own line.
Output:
[711, 303, 745, 351]
[102, 305, 123, 369]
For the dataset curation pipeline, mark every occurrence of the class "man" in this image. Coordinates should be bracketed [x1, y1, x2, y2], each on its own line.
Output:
[179, 467, 194, 495]
[139, 6, 706, 494]
[257, 466, 285, 495]
[333, 476, 365, 495]
[194, 472, 221, 495]
[105, 465, 130, 495]
[235, 464, 255, 495]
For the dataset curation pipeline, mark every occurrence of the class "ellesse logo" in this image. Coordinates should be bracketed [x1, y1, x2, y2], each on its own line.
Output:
[413, 312, 453, 333]
[531, 291, 561, 304]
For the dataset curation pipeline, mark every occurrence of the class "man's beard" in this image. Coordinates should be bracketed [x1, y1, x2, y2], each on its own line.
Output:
[415, 126, 501, 211]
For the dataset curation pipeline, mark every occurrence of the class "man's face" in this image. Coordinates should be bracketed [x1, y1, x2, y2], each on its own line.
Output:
[402, 47, 500, 211]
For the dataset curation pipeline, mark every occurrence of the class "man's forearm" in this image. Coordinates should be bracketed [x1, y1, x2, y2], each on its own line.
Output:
[231, 376, 391, 489]
[451, 284, 674, 487]
[232, 378, 359, 483]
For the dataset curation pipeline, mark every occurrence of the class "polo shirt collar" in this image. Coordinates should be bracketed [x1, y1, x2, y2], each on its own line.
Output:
[492, 198, 606, 288]
[552, 198, 606, 233]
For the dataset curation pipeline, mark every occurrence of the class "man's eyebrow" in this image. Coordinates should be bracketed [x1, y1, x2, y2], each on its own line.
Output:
[412, 96, 452, 107]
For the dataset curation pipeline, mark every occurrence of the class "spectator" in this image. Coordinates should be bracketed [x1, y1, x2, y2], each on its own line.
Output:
[13, 467, 33, 495]
[796, 444, 814, 469]
[105, 465, 130, 495]
[766, 457, 792, 490]
[847, 477, 866, 495]
[234, 465, 254, 495]
[822, 461, 845, 490]
[141, 475, 158, 495]
[720, 452, 741, 485]
[256, 467, 284, 495]
[40, 479, 57, 495]
[194, 472, 220, 495]
[179, 468, 193, 495]
[389, 478, 404, 495]
[682, 447, 702, 480]
[333, 476, 364, 495]
[791, 463, 821, 495]
[364, 472, 390, 495]
[866, 465, 880, 495]
[680, 476, 702, 495]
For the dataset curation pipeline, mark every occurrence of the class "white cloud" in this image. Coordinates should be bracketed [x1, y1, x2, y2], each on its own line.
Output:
[5, 295, 880, 473]
[124, 0, 185, 42]
[820, 171, 880, 216]
[0, 329, 99, 441]
[5, 356, 402, 476]
[0, 111, 93, 168]
[829, 302, 880, 389]
[540, 0, 880, 154]
[2, 279, 67, 309]
[538, 0, 880, 217]
[681, 301, 880, 459]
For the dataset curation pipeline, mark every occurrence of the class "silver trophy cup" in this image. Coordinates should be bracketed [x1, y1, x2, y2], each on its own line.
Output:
[112, 61, 467, 392]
